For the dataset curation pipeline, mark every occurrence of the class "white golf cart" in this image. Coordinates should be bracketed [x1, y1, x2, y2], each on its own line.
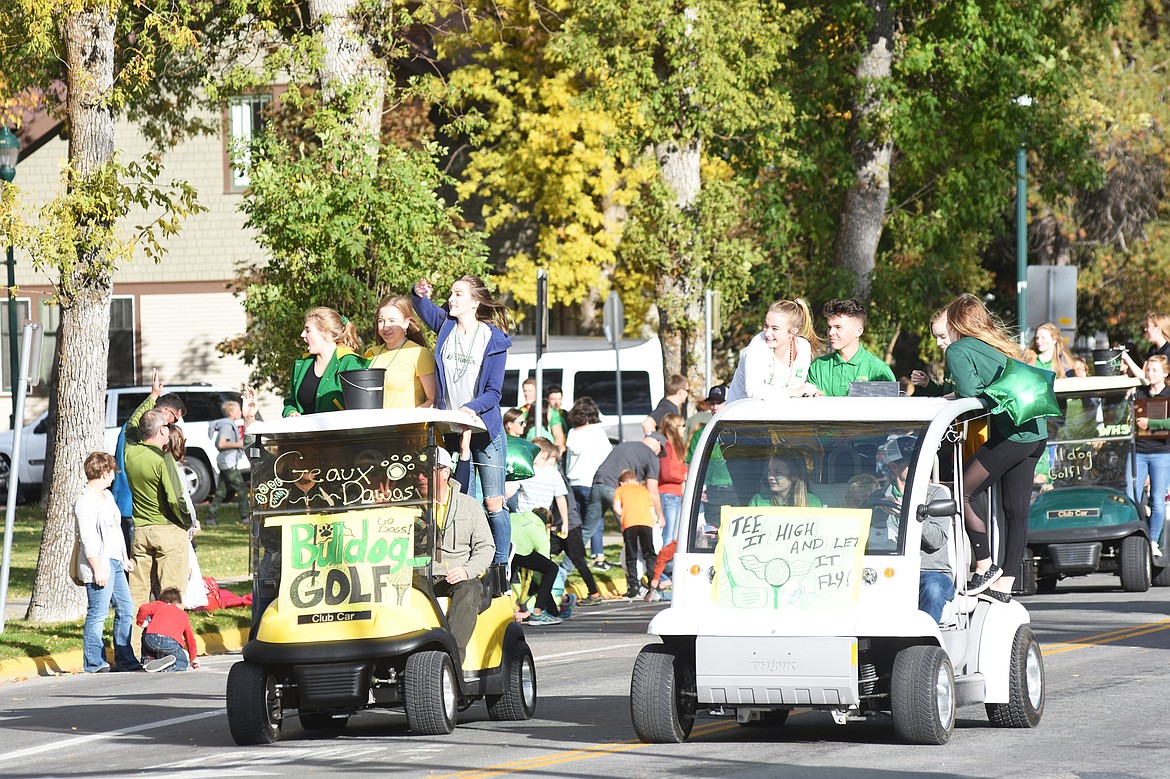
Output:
[631, 397, 1045, 745]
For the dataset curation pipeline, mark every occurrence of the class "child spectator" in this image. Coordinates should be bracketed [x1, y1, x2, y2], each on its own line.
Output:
[614, 469, 659, 598]
[208, 400, 249, 526]
[510, 437, 604, 605]
[136, 587, 199, 672]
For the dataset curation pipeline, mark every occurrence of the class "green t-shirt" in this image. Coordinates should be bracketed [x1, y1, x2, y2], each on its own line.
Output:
[687, 425, 731, 487]
[748, 492, 824, 508]
[807, 345, 896, 397]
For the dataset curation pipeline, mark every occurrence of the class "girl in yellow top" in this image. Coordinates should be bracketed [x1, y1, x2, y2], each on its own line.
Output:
[365, 295, 438, 409]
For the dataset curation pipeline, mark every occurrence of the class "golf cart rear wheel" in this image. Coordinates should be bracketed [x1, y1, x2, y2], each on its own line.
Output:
[738, 709, 790, 727]
[487, 640, 537, 721]
[891, 645, 955, 745]
[226, 660, 282, 745]
[405, 651, 459, 735]
[986, 626, 1045, 728]
[1119, 535, 1152, 592]
[631, 644, 696, 743]
[298, 712, 349, 731]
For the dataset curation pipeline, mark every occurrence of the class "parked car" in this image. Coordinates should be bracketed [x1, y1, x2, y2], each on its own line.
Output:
[503, 336, 666, 442]
[1020, 375, 1170, 594]
[0, 384, 244, 504]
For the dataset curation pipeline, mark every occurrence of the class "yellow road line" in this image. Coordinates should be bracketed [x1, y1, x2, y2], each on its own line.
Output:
[1042, 618, 1170, 655]
[430, 720, 740, 779]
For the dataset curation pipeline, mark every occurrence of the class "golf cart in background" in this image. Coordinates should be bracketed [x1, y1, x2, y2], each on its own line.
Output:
[226, 409, 535, 745]
[631, 397, 1045, 746]
[1020, 376, 1170, 594]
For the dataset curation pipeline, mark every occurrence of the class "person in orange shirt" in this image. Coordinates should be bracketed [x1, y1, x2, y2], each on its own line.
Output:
[613, 470, 659, 598]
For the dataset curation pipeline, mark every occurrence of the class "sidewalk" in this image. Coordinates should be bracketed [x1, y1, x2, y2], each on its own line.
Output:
[0, 533, 643, 684]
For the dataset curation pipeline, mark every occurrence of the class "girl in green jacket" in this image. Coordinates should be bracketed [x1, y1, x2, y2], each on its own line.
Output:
[945, 294, 1047, 604]
[283, 307, 367, 416]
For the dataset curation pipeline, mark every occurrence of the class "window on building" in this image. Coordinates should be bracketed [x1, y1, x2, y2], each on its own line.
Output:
[226, 93, 272, 192]
[38, 297, 136, 389]
[1, 299, 31, 394]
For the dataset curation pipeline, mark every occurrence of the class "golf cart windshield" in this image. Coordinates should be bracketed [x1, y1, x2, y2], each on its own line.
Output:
[250, 429, 438, 616]
[688, 419, 931, 557]
[1041, 387, 1132, 492]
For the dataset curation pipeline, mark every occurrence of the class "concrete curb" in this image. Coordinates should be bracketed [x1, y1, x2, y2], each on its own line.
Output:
[0, 624, 251, 685]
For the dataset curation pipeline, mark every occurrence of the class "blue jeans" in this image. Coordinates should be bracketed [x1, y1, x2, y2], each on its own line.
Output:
[142, 632, 190, 671]
[661, 493, 681, 546]
[470, 430, 510, 563]
[919, 571, 956, 623]
[83, 559, 139, 672]
[583, 483, 616, 559]
[1130, 451, 1170, 545]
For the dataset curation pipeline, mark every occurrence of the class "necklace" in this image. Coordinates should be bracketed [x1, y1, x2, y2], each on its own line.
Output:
[766, 337, 797, 387]
[448, 322, 481, 383]
[378, 337, 407, 368]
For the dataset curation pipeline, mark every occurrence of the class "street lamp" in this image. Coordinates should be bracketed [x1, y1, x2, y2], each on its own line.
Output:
[0, 126, 21, 430]
[1013, 96, 1033, 348]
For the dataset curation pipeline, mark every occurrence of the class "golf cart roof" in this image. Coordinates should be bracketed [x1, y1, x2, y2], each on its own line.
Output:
[248, 408, 487, 439]
[719, 396, 986, 424]
[1053, 376, 1142, 395]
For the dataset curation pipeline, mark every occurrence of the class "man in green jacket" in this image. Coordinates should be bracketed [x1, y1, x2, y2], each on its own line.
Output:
[807, 298, 896, 397]
[126, 399, 193, 612]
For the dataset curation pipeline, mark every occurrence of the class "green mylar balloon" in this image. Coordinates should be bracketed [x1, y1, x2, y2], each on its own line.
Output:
[985, 359, 1060, 426]
[505, 435, 540, 481]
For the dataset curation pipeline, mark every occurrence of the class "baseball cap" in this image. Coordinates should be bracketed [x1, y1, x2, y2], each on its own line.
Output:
[646, 431, 669, 455]
[704, 384, 728, 404]
[433, 447, 454, 470]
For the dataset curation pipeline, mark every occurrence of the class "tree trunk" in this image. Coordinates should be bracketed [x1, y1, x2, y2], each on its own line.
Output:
[307, 0, 388, 146]
[654, 138, 705, 388]
[25, 7, 117, 623]
[834, 0, 895, 301]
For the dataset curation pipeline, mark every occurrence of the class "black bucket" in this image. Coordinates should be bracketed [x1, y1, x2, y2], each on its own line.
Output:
[340, 369, 385, 410]
[1091, 349, 1123, 376]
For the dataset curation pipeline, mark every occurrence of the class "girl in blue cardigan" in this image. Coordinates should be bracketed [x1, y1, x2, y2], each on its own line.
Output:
[413, 276, 513, 565]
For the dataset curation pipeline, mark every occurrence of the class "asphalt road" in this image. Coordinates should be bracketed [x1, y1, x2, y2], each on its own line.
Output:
[1, 574, 1167, 779]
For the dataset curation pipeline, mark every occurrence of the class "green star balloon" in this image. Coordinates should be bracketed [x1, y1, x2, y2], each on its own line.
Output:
[985, 359, 1060, 426]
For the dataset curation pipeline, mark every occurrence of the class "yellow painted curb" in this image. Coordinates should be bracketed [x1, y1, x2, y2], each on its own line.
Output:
[0, 624, 251, 685]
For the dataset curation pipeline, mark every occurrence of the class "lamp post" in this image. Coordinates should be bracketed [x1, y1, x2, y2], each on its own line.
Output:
[1013, 96, 1032, 348]
[0, 127, 19, 430]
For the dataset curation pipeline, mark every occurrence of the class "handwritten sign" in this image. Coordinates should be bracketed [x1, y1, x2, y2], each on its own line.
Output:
[252, 433, 430, 513]
[713, 506, 870, 610]
[275, 507, 426, 623]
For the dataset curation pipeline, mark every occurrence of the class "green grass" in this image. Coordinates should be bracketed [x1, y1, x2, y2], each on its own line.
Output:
[1, 503, 253, 666]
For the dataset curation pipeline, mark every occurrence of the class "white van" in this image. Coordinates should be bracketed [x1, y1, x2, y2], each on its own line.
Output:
[503, 336, 665, 442]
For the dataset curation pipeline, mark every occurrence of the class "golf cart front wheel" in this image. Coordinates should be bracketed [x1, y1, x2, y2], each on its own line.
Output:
[487, 640, 537, 721]
[405, 651, 459, 735]
[630, 644, 696, 743]
[987, 626, 1045, 728]
[226, 660, 282, 745]
[1119, 535, 1152, 592]
[891, 645, 955, 745]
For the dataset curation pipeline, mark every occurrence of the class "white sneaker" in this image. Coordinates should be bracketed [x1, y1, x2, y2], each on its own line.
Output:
[1153, 541, 1163, 558]
[144, 656, 176, 673]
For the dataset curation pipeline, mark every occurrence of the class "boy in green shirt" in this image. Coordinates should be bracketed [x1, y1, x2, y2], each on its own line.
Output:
[807, 298, 896, 397]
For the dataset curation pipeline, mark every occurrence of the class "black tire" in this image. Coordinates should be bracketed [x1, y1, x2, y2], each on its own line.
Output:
[487, 641, 537, 721]
[298, 712, 349, 731]
[1036, 576, 1059, 594]
[1153, 559, 1170, 587]
[404, 651, 458, 735]
[630, 644, 696, 743]
[1016, 555, 1038, 596]
[738, 709, 790, 727]
[184, 456, 213, 505]
[986, 626, 1045, 728]
[1119, 535, 1152, 592]
[226, 661, 282, 745]
[890, 645, 955, 745]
